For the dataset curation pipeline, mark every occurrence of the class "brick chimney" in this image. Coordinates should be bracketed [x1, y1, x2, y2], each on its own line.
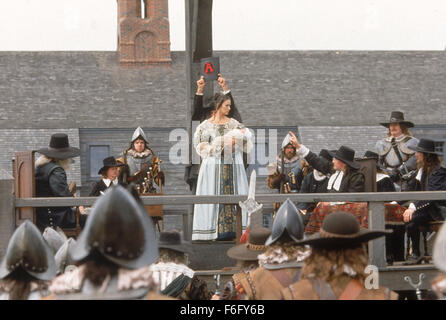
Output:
[117, 0, 171, 66]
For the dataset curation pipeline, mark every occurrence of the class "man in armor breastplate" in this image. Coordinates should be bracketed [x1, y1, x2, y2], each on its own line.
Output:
[267, 134, 303, 194]
[118, 127, 164, 193]
[375, 111, 419, 191]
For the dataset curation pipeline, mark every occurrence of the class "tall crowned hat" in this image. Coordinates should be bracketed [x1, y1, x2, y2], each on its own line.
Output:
[380, 111, 414, 128]
[71, 185, 158, 269]
[36, 133, 80, 159]
[328, 146, 360, 170]
[0, 221, 56, 281]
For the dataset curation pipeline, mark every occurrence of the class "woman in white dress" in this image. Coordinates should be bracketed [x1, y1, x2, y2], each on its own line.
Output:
[192, 94, 253, 241]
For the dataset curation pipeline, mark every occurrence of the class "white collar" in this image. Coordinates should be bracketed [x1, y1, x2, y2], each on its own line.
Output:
[313, 170, 327, 181]
[102, 178, 118, 187]
[327, 170, 344, 191]
[376, 173, 389, 182]
[416, 168, 423, 182]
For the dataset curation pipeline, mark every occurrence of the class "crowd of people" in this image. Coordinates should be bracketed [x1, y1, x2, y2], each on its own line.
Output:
[2, 74, 446, 300]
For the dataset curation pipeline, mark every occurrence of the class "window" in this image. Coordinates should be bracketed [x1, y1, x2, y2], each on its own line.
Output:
[88, 145, 110, 179]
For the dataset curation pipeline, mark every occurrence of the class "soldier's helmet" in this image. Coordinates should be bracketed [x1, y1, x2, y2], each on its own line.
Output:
[0, 220, 56, 281]
[265, 199, 304, 246]
[71, 185, 158, 269]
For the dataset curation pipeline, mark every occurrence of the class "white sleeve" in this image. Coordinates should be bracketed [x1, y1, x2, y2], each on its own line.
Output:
[296, 144, 310, 158]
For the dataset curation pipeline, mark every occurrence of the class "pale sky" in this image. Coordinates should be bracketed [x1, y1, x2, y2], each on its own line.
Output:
[0, 0, 445, 51]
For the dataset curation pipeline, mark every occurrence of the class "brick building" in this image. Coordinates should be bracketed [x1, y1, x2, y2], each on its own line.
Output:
[1, 1, 446, 234]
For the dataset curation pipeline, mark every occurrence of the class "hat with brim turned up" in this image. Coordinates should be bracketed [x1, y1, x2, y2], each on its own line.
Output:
[380, 111, 414, 128]
[294, 211, 391, 249]
[36, 133, 80, 160]
[227, 227, 271, 261]
[328, 146, 361, 170]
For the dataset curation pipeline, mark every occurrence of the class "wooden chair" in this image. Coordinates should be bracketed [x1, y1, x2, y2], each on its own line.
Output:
[13, 151, 82, 238]
[142, 192, 164, 232]
[419, 220, 444, 260]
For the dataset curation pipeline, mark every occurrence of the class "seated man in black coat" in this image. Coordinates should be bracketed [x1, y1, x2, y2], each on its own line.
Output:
[35, 133, 82, 230]
[403, 139, 446, 261]
[288, 132, 365, 194]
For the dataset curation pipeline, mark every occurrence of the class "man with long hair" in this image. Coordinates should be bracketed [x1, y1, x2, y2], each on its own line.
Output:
[281, 211, 397, 300]
[403, 139, 446, 261]
[375, 111, 419, 191]
[35, 133, 82, 230]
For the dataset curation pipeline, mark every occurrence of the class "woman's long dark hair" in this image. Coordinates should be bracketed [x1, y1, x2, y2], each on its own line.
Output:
[206, 93, 231, 111]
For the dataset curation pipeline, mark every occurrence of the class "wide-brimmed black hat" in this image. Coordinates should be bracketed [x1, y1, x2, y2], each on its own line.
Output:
[380, 111, 414, 128]
[295, 211, 391, 249]
[328, 146, 360, 170]
[227, 228, 271, 261]
[37, 133, 80, 159]
[407, 138, 442, 155]
[98, 156, 125, 175]
[158, 231, 192, 254]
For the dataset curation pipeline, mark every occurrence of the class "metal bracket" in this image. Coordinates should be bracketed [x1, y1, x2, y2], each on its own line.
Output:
[404, 273, 425, 300]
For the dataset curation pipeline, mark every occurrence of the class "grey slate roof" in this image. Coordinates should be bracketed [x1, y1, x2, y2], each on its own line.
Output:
[0, 51, 445, 129]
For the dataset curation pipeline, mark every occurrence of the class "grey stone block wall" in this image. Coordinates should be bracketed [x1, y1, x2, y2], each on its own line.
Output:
[298, 125, 388, 157]
[0, 129, 81, 186]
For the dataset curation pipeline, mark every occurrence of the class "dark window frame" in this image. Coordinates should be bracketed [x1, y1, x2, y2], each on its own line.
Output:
[86, 144, 110, 182]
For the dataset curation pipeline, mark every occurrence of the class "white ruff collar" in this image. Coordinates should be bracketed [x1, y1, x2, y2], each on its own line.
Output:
[127, 148, 152, 158]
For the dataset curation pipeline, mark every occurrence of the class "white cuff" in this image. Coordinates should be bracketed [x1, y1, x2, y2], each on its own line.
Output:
[296, 144, 310, 158]
[222, 89, 231, 95]
[195, 92, 204, 96]
[409, 203, 416, 211]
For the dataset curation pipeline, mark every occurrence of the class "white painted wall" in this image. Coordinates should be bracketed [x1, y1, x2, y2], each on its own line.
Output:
[0, 0, 445, 51]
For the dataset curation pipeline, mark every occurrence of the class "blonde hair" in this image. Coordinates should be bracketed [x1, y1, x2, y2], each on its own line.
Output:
[300, 245, 369, 284]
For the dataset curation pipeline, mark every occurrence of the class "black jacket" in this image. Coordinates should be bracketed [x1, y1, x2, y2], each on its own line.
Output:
[89, 180, 110, 197]
[35, 162, 75, 229]
[377, 175, 396, 192]
[304, 150, 365, 193]
[412, 166, 446, 221]
[296, 171, 328, 210]
[192, 91, 242, 123]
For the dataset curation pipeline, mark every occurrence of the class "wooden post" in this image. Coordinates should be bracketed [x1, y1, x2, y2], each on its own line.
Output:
[236, 205, 242, 244]
[368, 201, 387, 268]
